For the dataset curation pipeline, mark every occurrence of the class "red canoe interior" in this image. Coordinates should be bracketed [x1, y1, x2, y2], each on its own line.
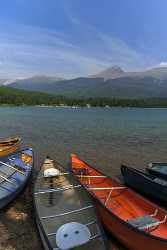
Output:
[71, 154, 167, 240]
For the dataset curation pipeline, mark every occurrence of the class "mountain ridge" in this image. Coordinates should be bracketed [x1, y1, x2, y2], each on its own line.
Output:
[8, 65, 167, 99]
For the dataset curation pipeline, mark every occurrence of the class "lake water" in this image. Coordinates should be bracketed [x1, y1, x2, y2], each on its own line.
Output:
[1, 106, 167, 174]
[1, 106, 167, 249]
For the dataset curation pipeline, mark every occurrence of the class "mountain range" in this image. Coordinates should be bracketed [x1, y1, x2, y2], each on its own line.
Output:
[3, 66, 167, 98]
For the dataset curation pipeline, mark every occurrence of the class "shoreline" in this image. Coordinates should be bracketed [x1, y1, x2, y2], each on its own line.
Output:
[1, 104, 167, 109]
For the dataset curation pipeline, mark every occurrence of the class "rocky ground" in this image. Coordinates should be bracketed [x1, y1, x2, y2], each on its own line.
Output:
[0, 178, 42, 250]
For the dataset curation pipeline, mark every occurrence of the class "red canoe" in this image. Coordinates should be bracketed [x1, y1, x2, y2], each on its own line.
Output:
[71, 154, 167, 250]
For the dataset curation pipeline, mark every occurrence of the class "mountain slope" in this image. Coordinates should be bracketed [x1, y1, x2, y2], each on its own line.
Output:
[0, 79, 8, 85]
[11, 77, 105, 96]
[11, 75, 64, 91]
[139, 67, 167, 80]
[9, 76, 167, 98]
[9, 66, 167, 98]
[91, 66, 126, 79]
[91, 66, 167, 80]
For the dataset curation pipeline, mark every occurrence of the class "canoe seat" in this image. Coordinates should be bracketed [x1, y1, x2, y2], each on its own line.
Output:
[56, 222, 91, 249]
[128, 215, 160, 230]
[154, 178, 167, 186]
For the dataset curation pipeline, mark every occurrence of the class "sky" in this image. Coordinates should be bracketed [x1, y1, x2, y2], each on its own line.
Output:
[0, 0, 167, 78]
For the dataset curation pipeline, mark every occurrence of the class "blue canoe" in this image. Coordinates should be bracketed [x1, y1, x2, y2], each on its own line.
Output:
[0, 148, 33, 208]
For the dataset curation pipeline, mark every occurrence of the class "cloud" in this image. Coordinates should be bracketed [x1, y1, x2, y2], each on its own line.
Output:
[0, 8, 156, 78]
[158, 62, 167, 67]
[62, 1, 156, 72]
[148, 61, 167, 70]
[0, 23, 110, 78]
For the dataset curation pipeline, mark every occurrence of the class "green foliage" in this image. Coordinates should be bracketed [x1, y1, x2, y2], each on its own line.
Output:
[1, 86, 167, 107]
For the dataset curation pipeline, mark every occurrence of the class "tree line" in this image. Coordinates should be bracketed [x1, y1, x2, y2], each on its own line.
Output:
[1, 86, 167, 107]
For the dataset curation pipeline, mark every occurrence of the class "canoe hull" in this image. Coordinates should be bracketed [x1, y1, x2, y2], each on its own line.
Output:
[34, 158, 107, 250]
[71, 154, 167, 250]
[0, 137, 21, 157]
[36, 218, 49, 250]
[0, 148, 33, 208]
[95, 201, 167, 250]
[0, 145, 19, 157]
[121, 165, 167, 202]
[0, 170, 31, 209]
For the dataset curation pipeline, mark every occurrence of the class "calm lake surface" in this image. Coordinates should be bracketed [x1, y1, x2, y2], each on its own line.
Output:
[1, 106, 167, 249]
[1, 106, 167, 174]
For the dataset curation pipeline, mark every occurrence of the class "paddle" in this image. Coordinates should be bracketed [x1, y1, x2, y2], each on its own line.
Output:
[0, 160, 26, 176]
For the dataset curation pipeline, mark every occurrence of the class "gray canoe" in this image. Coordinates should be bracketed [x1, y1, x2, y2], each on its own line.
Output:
[33, 157, 107, 250]
[0, 148, 33, 209]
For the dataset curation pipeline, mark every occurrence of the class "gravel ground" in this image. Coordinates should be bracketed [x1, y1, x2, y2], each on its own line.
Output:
[0, 179, 42, 250]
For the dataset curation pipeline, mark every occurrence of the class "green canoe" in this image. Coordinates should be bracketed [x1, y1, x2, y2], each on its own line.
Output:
[33, 157, 107, 250]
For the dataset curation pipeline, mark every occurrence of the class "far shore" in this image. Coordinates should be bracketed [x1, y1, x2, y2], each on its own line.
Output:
[1, 104, 167, 109]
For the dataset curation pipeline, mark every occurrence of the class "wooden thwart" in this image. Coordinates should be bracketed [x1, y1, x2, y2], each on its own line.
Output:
[88, 186, 127, 191]
[58, 172, 69, 176]
[76, 175, 107, 178]
[77, 175, 108, 185]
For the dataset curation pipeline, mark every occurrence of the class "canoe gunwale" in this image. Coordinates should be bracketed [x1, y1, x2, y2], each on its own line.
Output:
[1, 166, 32, 201]
[148, 162, 167, 166]
[147, 162, 167, 172]
[35, 213, 52, 250]
[121, 165, 167, 188]
[146, 162, 167, 180]
[0, 137, 22, 156]
[0, 137, 21, 146]
[71, 155, 167, 245]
